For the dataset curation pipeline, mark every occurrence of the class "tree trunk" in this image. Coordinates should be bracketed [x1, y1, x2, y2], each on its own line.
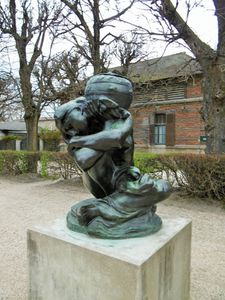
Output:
[20, 67, 40, 151]
[202, 61, 225, 154]
[25, 113, 39, 151]
[93, 49, 101, 75]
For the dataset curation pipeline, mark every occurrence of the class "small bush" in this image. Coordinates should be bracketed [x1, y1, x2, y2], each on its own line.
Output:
[0, 151, 39, 175]
[0, 135, 21, 141]
[39, 151, 82, 180]
[134, 151, 225, 201]
[39, 128, 61, 140]
[39, 128, 61, 151]
[0, 150, 81, 180]
[158, 154, 225, 200]
[40, 151, 50, 177]
[134, 152, 160, 174]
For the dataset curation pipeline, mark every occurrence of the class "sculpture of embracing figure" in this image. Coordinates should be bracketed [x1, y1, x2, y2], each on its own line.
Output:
[54, 73, 171, 239]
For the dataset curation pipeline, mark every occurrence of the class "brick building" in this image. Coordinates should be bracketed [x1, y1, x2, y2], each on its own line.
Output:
[125, 52, 205, 153]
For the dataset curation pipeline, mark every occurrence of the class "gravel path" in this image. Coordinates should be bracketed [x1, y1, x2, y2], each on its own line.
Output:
[0, 176, 225, 300]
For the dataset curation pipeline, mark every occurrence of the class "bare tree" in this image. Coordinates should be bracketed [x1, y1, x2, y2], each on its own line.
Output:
[0, 73, 23, 121]
[61, 0, 135, 74]
[0, 0, 64, 150]
[33, 49, 87, 107]
[112, 32, 149, 76]
[136, 0, 225, 154]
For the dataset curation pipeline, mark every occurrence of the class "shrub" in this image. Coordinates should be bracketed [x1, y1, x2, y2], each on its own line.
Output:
[134, 151, 225, 201]
[40, 151, 50, 177]
[39, 151, 82, 180]
[39, 128, 61, 140]
[39, 128, 61, 151]
[0, 135, 21, 141]
[134, 152, 161, 174]
[158, 154, 225, 200]
[0, 136, 19, 150]
[0, 151, 39, 175]
[1, 149, 224, 201]
[0, 150, 81, 180]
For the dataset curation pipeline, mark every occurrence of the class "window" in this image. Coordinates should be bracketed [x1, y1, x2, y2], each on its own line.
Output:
[149, 112, 175, 146]
[154, 114, 166, 145]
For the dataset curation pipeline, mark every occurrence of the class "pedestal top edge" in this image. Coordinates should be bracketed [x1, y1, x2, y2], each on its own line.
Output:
[28, 216, 191, 266]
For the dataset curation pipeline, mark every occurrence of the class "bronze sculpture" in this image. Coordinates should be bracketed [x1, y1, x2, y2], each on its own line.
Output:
[54, 73, 171, 239]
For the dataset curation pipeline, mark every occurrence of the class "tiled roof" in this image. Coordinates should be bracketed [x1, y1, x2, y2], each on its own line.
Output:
[112, 52, 202, 82]
[0, 120, 26, 131]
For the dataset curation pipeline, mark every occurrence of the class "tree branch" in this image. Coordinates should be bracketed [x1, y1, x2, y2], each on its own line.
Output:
[61, 0, 94, 45]
[9, 0, 17, 33]
[101, 0, 135, 24]
[158, 0, 216, 61]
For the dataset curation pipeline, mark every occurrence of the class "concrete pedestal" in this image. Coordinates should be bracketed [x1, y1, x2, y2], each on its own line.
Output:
[28, 217, 191, 300]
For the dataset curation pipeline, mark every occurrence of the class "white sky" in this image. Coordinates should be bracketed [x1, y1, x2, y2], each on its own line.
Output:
[1, 0, 218, 71]
[0, 0, 218, 119]
[173, 0, 217, 49]
[116, 0, 218, 59]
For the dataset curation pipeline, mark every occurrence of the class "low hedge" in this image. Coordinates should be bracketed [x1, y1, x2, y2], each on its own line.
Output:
[0, 150, 39, 175]
[0, 150, 81, 180]
[134, 152, 161, 174]
[134, 152, 225, 201]
[39, 151, 82, 179]
[0, 150, 224, 201]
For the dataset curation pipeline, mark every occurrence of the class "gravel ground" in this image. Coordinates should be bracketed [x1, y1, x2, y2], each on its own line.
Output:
[0, 175, 225, 300]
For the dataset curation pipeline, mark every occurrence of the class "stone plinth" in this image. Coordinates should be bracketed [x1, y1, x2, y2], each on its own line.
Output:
[27, 217, 191, 300]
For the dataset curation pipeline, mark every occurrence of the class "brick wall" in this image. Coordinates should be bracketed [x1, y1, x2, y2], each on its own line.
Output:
[130, 77, 205, 150]
[130, 102, 204, 147]
[186, 77, 202, 98]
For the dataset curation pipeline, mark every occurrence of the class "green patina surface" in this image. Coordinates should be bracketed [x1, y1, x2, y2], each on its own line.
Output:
[67, 210, 162, 239]
[55, 73, 171, 239]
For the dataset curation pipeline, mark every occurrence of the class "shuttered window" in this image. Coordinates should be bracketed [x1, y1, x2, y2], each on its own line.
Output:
[149, 112, 175, 146]
[149, 84, 186, 101]
[134, 82, 186, 103]
[166, 113, 176, 146]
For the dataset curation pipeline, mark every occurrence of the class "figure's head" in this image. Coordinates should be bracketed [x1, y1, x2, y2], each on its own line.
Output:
[84, 72, 133, 109]
[54, 97, 89, 140]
